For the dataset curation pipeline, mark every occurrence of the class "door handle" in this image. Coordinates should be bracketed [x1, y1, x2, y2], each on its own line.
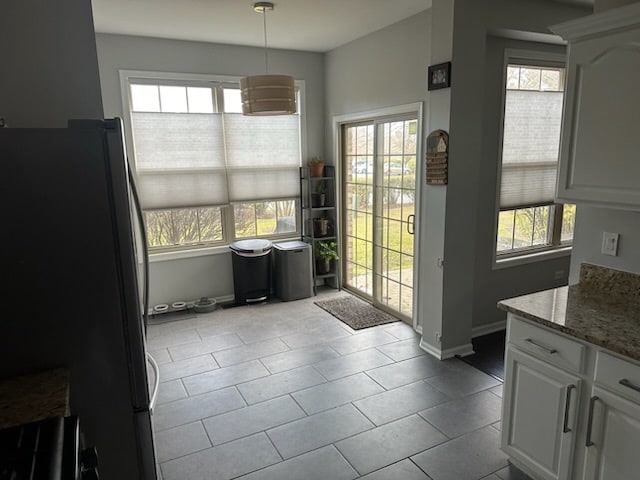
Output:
[407, 214, 415, 235]
[563, 384, 576, 433]
[585, 396, 599, 447]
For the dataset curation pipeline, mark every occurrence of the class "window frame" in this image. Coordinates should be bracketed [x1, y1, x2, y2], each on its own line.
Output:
[119, 70, 307, 254]
[493, 50, 573, 267]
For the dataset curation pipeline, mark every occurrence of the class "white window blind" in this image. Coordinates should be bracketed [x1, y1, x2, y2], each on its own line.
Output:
[499, 74, 564, 209]
[131, 112, 229, 209]
[224, 114, 301, 202]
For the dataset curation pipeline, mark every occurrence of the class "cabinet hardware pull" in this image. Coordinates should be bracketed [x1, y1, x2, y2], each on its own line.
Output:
[563, 384, 576, 433]
[524, 338, 557, 354]
[619, 378, 640, 393]
[586, 396, 599, 447]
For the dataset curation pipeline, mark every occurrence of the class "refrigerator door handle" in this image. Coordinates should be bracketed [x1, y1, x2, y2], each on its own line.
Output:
[146, 352, 160, 414]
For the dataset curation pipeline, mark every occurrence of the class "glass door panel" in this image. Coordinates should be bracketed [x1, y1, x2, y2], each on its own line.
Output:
[343, 117, 417, 321]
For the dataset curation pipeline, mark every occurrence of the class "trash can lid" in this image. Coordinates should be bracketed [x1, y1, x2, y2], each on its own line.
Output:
[274, 240, 310, 251]
[229, 239, 273, 254]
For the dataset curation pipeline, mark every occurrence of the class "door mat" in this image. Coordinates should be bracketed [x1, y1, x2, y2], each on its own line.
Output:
[314, 295, 399, 330]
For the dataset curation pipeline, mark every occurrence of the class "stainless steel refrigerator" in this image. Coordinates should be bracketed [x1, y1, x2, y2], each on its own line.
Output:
[0, 118, 158, 479]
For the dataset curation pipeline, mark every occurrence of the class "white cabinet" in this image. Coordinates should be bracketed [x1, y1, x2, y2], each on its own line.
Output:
[551, 4, 640, 210]
[583, 386, 640, 480]
[502, 347, 581, 480]
[502, 315, 640, 480]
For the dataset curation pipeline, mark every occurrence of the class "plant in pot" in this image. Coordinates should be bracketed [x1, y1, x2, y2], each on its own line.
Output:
[316, 240, 338, 275]
[311, 181, 326, 207]
[313, 214, 330, 237]
[308, 157, 324, 177]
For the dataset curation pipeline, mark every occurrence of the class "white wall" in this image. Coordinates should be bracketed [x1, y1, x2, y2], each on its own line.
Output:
[569, 207, 640, 283]
[0, 0, 103, 127]
[95, 33, 325, 306]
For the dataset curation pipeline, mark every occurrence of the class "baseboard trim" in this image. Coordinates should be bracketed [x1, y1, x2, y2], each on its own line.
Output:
[472, 320, 506, 338]
[419, 338, 475, 360]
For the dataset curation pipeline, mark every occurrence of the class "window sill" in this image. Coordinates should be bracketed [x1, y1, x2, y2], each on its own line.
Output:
[493, 245, 572, 270]
[147, 237, 301, 263]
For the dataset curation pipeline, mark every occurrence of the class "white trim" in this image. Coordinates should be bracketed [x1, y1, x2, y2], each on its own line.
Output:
[493, 245, 572, 270]
[472, 319, 507, 338]
[550, 2, 640, 42]
[419, 338, 475, 360]
[147, 236, 300, 263]
[332, 102, 424, 332]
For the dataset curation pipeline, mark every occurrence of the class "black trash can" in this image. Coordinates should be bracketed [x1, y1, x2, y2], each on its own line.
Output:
[229, 239, 273, 305]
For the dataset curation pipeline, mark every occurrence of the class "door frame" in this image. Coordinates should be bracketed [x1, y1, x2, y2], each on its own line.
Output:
[333, 102, 424, 331]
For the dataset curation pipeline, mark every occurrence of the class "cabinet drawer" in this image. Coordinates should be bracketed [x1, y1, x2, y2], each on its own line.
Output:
[508, 316, 585, 373]
[594, 351, 640, 403]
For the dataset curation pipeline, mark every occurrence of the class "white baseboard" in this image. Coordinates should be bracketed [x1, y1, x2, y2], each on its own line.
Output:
[471, 319, 506, 338]
[419, 338, 475, 360]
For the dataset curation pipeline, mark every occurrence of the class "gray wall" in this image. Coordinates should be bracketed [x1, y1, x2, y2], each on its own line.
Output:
[324, 10, 432, 127]
[471, 35, 572, 332]
[324, 1, 590, 356]
[569, 207, 640, 283]
[0, 0, 103, 127]
[95, 33, 325, 306]
[422, 0, 591, 355]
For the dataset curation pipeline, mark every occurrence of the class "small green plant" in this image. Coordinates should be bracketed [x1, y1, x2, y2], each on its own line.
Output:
[308, 156, 323, 165]
[316, 240, 339, 260]
[314, 181, 327, 194]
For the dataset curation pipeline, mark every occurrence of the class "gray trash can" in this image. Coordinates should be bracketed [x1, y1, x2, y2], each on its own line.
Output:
[273, 241, 313, 301]
[229, 239, 273, 304]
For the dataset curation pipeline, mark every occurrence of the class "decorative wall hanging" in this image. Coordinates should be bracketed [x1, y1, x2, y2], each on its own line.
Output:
[426, 130, 449, 185]
[427, 62, 451, 90]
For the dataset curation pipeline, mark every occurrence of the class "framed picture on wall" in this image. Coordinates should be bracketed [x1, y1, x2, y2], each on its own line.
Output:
[427, 62, 451, 90]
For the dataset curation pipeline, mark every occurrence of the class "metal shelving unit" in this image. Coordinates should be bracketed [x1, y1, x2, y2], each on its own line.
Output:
[300, 165, 340, 292]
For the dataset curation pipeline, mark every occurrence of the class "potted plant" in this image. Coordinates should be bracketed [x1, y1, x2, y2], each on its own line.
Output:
[308, 157, 324, 177]
[311, 181, 326, 207]
[313, 214, 330, 237]
[316, 240, 338, 274]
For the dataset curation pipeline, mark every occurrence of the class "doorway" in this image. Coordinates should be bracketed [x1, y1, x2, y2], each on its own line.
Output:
[341, 115, 418, 323]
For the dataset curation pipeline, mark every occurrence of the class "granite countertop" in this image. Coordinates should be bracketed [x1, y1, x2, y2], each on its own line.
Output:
[498, 264, 640, 362]
[0, 368, 70, 429]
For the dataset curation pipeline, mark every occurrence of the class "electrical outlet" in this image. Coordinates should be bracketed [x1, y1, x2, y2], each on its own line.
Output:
[435, 332, 442, 343]
[601, 232, 620, 256]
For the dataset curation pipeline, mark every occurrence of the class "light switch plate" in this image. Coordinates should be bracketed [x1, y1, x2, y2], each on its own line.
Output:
[601, 232, 619, 256]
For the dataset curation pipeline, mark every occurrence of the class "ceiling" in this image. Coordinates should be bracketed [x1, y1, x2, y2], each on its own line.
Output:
[91, 0, 433, 53]
[91, 0, 594, 53]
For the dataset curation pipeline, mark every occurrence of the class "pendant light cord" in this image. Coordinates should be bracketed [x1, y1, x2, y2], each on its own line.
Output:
[263, 7, 269, 73]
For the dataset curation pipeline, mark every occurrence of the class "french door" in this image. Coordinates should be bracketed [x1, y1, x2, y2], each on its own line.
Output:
[342, 116, 418, 322]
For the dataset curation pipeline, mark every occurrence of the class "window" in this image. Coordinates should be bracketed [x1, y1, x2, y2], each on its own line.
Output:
[496, 58, 575, 257]
[123, 74, 302, 251]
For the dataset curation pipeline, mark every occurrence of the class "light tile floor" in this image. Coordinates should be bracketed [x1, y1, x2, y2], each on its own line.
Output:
[148, 288, 530, 480]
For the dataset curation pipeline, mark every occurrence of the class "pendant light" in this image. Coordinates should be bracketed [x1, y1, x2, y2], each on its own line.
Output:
[240, 2, 297, 115]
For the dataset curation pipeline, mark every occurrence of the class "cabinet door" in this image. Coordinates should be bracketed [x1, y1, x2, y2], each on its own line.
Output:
[502, 347, 581, 480]
[556, 25, 640, 209]
[583, 386, 640, 480]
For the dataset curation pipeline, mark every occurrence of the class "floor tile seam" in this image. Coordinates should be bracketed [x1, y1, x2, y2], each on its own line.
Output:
[167, 339, 250, 362]
[407, 456, 433, 479]
[181, 358, 272, 396]
[361, 369, 395, 392]
[155, 420, 213, 464]
[415, 407, 501, 441]
[212, 346, 293, 369]
[153, 384, 247, 420]
[372, 344, 407, 362]
[151, 399, 248, 433]
[291, 380, 389, 417]
[160, 354, 220, 383]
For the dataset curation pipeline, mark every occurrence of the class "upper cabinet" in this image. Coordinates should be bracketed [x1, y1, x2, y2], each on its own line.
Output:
[551, 4, 640, 210]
